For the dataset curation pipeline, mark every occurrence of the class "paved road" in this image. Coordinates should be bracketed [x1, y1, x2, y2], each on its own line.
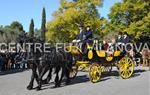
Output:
[0, 67, 149, 95]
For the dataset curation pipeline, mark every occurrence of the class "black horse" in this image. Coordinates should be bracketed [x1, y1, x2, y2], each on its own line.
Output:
[16, 33, 73, 90]
[26, 47, 73, 90]
[34, 47, 73, 90]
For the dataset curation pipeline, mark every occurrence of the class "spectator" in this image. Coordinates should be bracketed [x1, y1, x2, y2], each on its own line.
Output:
[141, 48, 149, 66]
[102, 39, 109, 51]
[0, 55, 3, 72]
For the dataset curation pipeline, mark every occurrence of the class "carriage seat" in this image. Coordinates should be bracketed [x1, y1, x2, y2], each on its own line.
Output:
[96, 50, 121, 57]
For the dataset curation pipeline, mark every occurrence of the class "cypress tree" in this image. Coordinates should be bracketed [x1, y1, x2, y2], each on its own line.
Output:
[41, 7, 46, 41]
[29, 19, 34, 38]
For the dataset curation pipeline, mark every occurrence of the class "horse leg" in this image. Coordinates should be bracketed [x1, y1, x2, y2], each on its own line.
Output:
[45, 67, 53, 83]
[54, 66, 60, 87]
[57, 66, 64, 87]
[59, 64, 71, 86]
[27, 64, 38, 90]
[64, 66, 71, 85]
[37, 64, 50, 84]
[36, 65, 49, 91]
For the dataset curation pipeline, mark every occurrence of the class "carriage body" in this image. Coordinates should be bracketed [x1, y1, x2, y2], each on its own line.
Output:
[66, 44, 134, 83]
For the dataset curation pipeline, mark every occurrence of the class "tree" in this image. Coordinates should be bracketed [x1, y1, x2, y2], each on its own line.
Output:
[10, 21, 24, 31]
[0, 21, 23, 43]
[46, 0, 103, 42]
[29, 19, 34, 38]
[41, 7, 46, 41]
[35, 28, 41, 38]
[107, 0, 150, 40]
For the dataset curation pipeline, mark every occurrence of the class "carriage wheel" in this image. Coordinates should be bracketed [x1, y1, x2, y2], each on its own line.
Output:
[89, 63, 102, 83]
[69, 66, 78, 79]
[118, 57, 134, 79]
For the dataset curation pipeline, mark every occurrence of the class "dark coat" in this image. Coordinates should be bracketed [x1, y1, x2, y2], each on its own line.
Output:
[76, 29, 86, 41]
[117, 35, 124, 43]
[122, 36, 131, 44]
[84, 30, 93, 41]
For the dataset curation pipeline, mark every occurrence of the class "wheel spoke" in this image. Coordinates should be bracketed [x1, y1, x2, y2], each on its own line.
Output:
[89, 63, 101, 83]
[119, 57, 134, 79]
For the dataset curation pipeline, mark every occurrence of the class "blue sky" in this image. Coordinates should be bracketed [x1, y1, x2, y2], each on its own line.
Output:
[0, 0, 121, 31]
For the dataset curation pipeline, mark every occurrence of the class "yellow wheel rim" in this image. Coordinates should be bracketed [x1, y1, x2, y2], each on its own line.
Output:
[89, 63, 102, 83]
[119, 57, 134, 79]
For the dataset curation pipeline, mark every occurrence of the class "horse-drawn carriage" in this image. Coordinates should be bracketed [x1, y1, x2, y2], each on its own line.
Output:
[66, 41, 134, 83]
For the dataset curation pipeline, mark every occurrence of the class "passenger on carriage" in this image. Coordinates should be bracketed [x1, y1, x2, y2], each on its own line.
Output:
[108, 37, 117, 52]
[72, 25, 93, 43]
[117, 32, 124, 45]
[72, 25, 93, 54]
[83, 26, 93, 43]
[72, 25, 86, 43]
[102, 39, 109, 51]
[117, 32, 132, 45]
[100, 37, 118, 57]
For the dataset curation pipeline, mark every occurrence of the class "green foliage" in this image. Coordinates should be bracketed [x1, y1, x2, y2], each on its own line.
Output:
[29, 19, 34, 38]
[10, 21, 24, 31]
[35, 28, 41, 38]
[46, 0, 103, 42]
[106, 0, 150, 41]
[0, 21, 24, 43]
[41, 7, 46, 41]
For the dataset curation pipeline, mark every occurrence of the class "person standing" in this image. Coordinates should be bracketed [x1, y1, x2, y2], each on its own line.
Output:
[73, 25, 86, 43]
[117, 32, 124, 44]
[0, 55, 4, 72]
[83, 26, 93, 43]
[122, 32, 132, 44]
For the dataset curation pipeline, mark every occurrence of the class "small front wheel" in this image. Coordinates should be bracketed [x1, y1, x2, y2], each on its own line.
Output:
[89, 63, 102, 83]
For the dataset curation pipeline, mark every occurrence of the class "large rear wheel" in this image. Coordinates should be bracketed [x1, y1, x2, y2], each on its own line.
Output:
[118, 57, 134, 79]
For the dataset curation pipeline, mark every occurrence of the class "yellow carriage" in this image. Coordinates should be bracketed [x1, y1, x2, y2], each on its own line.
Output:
[66, 44, 134, 83]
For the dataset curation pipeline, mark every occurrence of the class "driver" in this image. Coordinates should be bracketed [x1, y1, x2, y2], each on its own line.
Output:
[72, 25, 86, 43]
[72, 26, 93, 43]
[73, 25, 93, 54]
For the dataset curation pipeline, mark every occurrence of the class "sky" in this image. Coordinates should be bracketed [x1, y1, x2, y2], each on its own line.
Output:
[0, 0, 121, 31]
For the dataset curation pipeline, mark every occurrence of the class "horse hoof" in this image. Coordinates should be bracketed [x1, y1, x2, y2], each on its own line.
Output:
[42, 80, 48, 84]
[65, 82, 70, 85]
[27, 85, 33, 90]
[36, 86, 41, 91]
[54, 84, 60, 88]
[65, 80, 71, 85]
[46, 78, 51, 83]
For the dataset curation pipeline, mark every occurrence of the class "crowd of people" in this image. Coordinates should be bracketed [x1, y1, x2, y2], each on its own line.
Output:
[0, 51, 28, 72]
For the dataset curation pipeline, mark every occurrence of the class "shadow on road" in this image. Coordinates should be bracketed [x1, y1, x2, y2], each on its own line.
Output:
[0, 69, 27, 76]
[37, 75, 90, 90]
[70, 75, 89, 84]
[102, 69, 147, 79]
[133, 69, 147, 77]
[37, 74, 111, 91]
[29, 68, 148, 91]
